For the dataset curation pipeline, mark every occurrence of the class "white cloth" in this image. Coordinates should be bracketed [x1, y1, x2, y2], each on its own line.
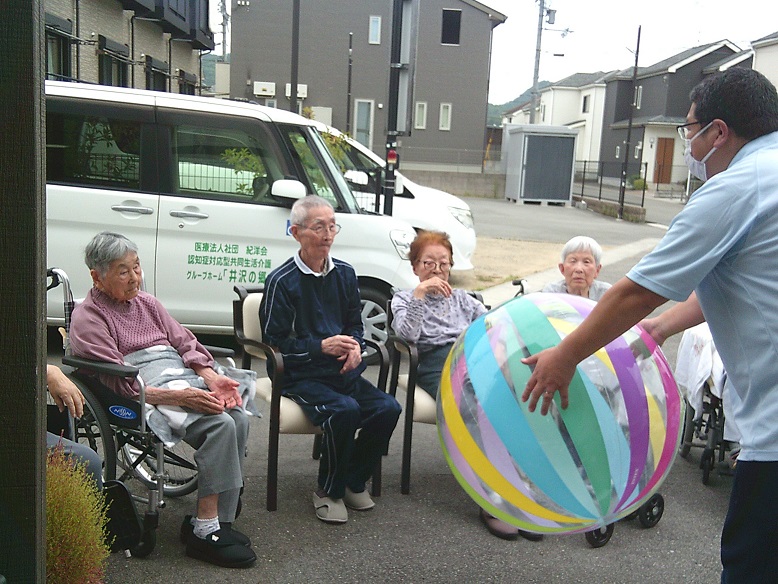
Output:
[675, 323, 740, 442]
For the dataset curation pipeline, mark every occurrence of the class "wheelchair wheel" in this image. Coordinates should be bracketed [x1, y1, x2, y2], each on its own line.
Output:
[638, 494, 664, 528]
[584, 524, 614, 548]
[75, 385, 117, 482]
[117, 440, 198, 497]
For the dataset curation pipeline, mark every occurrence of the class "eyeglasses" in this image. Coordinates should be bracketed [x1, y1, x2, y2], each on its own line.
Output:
[302, 223, 341, 235]
[676, 120, 707, 141]
[420, 259, 452, 272]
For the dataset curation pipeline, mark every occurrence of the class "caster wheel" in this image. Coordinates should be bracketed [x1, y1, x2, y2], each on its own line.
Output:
[701, 449, 714, 485]
[638, 494, 664, 528]
[129, 529, 156, 558]
[585, 524, 614, 548]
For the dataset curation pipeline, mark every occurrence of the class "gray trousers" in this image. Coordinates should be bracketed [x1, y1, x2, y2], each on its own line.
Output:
[183, 409, 250, 523]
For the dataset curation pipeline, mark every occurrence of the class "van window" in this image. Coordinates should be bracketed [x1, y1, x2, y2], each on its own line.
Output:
[282, 126, 339, 207]
[171, 123, 286, 204]
[46, 111, 141, 189]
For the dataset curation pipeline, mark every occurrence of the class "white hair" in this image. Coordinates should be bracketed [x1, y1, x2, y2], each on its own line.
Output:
[290, 195, 334, 226]
[560, 236, 603, 265]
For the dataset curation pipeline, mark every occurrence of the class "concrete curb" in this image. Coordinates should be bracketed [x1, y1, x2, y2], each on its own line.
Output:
[480, 237, 662, 308]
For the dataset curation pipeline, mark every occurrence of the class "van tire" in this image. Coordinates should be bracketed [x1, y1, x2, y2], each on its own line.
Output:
[360, 285, 390, 365]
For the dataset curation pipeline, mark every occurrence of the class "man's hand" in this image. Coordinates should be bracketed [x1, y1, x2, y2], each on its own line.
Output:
[322, 335, 363, 374]
[520, 347, 576, 415]
[47, 364, 86, 418]
[639, 318, 667, 346]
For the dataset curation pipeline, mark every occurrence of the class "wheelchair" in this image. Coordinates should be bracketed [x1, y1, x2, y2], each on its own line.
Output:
[47, 268, 234, 557]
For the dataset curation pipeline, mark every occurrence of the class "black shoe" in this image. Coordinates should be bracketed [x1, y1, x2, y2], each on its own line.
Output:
[519, 530, 544, 542]
[180, 515, 251, 547]
[185, 529, 257, 569]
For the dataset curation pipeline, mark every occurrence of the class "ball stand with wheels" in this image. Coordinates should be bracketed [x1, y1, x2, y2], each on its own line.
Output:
[584, 493, 665, 548]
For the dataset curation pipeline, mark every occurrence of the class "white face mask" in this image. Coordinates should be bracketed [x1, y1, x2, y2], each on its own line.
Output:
[683, 121, 717, 181]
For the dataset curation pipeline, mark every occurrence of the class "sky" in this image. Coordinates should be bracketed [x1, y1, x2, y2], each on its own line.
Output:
[209, 0, 778, 105]
[483, 0, 777, 104]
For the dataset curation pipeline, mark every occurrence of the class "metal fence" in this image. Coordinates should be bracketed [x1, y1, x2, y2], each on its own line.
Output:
[574, 160, 648, 207]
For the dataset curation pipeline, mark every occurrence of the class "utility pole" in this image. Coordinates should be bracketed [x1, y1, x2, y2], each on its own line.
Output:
[290, 0, 300, 114]
[346, 32, 353, 134]
[219, 0, 229, 59]
[618, 26, 641, 220]
[385, 0, 404, 216]
[529, 0, 545, 124]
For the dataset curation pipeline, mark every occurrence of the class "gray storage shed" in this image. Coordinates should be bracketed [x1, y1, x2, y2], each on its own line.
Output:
[504, 125, 577, 204]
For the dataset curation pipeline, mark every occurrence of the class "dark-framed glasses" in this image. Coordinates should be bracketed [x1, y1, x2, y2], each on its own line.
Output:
[676, 120, 706, 140]
[420, 259, 452, 272]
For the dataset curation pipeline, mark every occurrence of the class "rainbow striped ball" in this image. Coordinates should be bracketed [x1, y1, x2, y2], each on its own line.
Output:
[437, 292, 683, 534]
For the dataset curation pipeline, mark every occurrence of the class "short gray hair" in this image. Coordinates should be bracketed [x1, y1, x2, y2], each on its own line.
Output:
[84, 232, 138, 275]
[560, 236, 603, 265]
[290, 195, 334, 226]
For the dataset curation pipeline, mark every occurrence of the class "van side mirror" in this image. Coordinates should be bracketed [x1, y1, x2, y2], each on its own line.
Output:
[344, 169, 369, 186]
[271, 179, 307, 200]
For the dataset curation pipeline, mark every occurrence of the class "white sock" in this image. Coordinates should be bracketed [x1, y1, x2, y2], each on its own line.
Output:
[193, 516, 220, 539]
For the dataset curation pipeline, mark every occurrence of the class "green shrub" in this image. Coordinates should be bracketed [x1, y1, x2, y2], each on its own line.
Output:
[631, 178, 646, 190]
[47, 446, 110, 584]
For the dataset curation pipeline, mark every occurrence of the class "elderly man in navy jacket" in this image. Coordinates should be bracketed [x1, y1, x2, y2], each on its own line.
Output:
[260, 195, 401, 524]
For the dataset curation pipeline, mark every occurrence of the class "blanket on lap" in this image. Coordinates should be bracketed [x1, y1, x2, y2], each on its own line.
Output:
[124, 345, 259, 446]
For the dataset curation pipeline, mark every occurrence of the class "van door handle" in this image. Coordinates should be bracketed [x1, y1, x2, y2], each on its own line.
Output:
[111, 205, 154, 215]
[169, 210, 209, 219]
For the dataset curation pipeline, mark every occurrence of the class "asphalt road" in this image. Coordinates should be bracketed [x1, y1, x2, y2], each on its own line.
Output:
[54, 195, 737, 583]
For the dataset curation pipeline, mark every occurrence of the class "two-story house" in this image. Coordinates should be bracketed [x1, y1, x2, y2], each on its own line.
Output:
[752, 31, 778, 88]
[44, 0, 213, 92]
[599, 41, 744, 187]
[229, 0, 506, 172]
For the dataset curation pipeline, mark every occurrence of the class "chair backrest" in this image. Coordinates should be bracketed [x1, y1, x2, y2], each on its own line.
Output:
[233, 284, 266, 361]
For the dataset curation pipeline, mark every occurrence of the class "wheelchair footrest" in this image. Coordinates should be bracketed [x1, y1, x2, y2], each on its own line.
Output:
[104, 480, 143, 553]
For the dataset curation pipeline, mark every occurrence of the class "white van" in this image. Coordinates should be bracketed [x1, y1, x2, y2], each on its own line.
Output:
[315, 123, 477, 271]
[45, 81, 418, 341]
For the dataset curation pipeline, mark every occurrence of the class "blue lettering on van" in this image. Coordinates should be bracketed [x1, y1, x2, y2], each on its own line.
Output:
[109, 405, 137, 421]
[286, 219, 292, 236]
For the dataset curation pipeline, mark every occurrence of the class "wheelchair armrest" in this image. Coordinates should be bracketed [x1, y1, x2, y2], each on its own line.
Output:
[62, 355, 139, 378]
[203, 345, 235, 359]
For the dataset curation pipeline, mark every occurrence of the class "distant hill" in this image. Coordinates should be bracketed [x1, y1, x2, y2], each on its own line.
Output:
[487, 81, 552, 126]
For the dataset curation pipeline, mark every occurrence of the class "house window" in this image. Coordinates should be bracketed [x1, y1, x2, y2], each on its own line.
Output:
[98, 36, 129, 88]
[582, 94, 590, 113]
[178, 70, 197, 95]
[634, 85, 643, 110]
[414, 102, 427, 130]
[45, 14, 74, 81]
[265, 99, 277, 108]
[46, 31, 72, 81]
[145, 55, 169, 92]
[439, 103, 452, 131]
[354, 99, 375, 149]
[368, 16, 381, 45]
[441, 9, 461, 45]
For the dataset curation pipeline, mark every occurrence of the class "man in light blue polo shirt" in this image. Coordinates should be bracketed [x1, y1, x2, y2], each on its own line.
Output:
[521, 67, 778, 583]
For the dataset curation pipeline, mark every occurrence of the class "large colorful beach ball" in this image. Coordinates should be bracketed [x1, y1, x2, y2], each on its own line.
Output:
[437, 292, 683, 534]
